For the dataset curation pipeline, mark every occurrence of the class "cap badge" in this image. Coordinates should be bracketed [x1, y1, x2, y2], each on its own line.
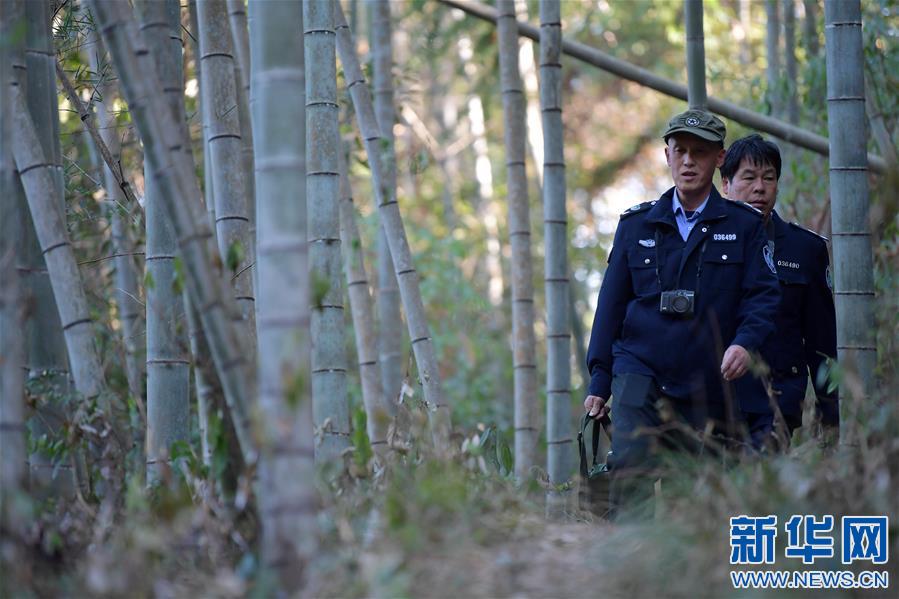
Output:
[685, 116, 700, 126]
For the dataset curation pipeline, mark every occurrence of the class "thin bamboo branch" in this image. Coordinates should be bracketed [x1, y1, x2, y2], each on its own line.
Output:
[55, 62, 140, 208]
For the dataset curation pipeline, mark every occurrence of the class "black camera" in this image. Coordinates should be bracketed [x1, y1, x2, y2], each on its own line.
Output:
[659, 289, 695, 317]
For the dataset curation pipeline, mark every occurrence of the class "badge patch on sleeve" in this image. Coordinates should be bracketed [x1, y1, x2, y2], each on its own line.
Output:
[763, 241, 777, 274]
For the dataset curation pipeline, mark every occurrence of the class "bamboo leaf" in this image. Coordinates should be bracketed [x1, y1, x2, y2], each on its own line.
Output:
[226, 240, 244, 275]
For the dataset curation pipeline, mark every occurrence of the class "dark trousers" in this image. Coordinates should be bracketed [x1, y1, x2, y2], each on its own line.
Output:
[745, 411, 800, 451]
[607, 373, 732, 520]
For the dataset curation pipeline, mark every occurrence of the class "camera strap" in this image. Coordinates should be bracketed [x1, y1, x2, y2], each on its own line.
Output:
[654, 229, 708, 291]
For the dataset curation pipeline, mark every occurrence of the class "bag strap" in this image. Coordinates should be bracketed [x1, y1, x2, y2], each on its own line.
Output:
[578, 412, 612, 477]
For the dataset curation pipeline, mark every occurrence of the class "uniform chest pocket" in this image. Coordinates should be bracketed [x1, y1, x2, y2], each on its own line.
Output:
[777, 268, 807, 311]
[627, 249, 659, 296]
[777, 268, 807, 286]
[703, 243, 744, 290]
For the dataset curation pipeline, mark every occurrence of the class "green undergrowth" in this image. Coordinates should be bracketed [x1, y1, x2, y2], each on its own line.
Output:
[3, 393, 898, 598]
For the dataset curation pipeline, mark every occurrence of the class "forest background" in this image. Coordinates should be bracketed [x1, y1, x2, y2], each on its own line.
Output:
[1, 0, 897, 596]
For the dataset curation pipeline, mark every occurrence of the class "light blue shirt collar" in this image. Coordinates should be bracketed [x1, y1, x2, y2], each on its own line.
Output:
[672, 188, 710, 217]
[672, 189, 710, 241]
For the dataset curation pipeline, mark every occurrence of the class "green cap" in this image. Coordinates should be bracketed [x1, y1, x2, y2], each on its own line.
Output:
[663, 109, 726, 143]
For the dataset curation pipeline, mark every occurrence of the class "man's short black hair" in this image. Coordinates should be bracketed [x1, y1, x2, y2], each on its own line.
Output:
[720, 134, 782, 181]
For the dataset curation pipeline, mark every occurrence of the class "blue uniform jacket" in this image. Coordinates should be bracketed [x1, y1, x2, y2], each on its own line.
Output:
[586, 186, 780, 413]
[734, 211, 839, 425]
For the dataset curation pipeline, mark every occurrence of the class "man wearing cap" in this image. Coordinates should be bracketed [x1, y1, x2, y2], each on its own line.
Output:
[584, 109, 780, 518]
[720, 134, 839, 450]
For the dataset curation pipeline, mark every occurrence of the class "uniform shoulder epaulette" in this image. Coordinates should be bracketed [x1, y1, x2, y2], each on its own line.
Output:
[620, 201, 653, 217]
[789, 221, 829, 243]
[731, 200, 763, 216]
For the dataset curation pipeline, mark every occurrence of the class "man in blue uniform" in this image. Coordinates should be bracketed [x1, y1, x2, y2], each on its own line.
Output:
[584, 110, 780, 518]
[720, 134, 839, 450]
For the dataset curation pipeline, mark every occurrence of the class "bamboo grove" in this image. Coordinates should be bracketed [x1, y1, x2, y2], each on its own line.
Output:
[1, 0, 896, 595]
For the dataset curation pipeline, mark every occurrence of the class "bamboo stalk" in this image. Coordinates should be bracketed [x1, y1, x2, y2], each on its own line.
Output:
[87, 0, 257, 465]
[783, 0, 799, 124]
[369, 0, 404, 410]
[135, 0, 191, 484]
[334, 4, 452, 452]
[226, 0, 256, 241]
[766, 0, 782, 117]
[18, 0, 78, 495]
[0, 0, 28, 522]
[249, 0, 317, 587]
[11, 85, 113, 428]
[305, 0, 351, 460]
[197, 0, 257, 334]
[685, 0, 707, 110]
[338, 142, 390, 450]
[438, 0, 888, 175]
[824, 0, 876, 444]
[498, 0, 539, 479]
[86, 38, 146, 427]
[540, 0, 573, 489]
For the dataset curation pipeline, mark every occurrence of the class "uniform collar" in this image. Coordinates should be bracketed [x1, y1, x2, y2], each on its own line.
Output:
[649, 185, 727, 227]
[770, 210, 790, 240]
[672, 188, 710, 218]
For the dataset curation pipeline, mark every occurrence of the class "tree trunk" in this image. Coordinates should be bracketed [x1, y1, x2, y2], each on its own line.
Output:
[369, 0, 404, 410]
[136, 0, 191, 483]
[335, 5, 452, 452]
[304, 0, 351, 461]
[497, 0, 538, 479]
[540, 0, 573, 493]
[338, 143, 390, 450]
[766, 0, 782, 116]
[248, 0, 317, 588]
[197, 0, 257, 338]
[685, 0, 707, 110]
[824, 0, 877, 444]
[87, 0, 257, 465]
